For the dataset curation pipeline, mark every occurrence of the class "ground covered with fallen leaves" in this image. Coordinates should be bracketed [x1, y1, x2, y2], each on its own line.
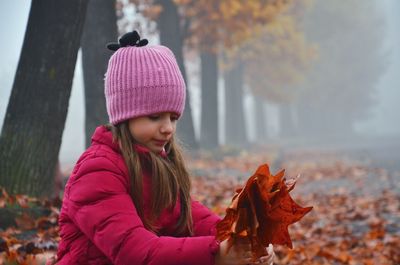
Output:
[1, 147, 399, 264]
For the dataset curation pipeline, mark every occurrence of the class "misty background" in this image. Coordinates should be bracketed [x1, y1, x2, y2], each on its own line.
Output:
[0, 0, 399, 169]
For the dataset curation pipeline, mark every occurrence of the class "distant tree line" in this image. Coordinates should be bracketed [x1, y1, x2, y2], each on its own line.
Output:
[0, 0, 386, 196]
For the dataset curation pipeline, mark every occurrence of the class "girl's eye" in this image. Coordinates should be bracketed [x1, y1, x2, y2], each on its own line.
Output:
[148, 115, 160, 121]
[148, 114, 179, 121]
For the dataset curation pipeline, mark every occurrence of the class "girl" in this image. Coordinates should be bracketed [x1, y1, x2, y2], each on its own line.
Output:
[56, 31, 275, 265]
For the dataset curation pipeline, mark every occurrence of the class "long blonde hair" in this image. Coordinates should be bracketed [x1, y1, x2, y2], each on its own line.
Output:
[106, 122, 193, 236]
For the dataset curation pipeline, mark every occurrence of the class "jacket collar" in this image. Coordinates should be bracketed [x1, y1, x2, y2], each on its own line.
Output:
[91, 125, 167, 158]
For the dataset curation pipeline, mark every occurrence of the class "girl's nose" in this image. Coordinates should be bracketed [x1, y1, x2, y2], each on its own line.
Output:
[160, 119, 174, 134]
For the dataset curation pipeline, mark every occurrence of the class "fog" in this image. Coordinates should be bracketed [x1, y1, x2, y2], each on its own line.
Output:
[0, 0, 399, 168]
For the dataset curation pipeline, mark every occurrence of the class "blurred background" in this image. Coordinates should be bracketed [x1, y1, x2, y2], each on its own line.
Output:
[0, 0, 399, 264]
[0, 0, 399, 170]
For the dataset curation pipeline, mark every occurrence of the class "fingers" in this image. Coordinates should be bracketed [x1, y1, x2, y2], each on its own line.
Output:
[257, 244, 275, 265]
[267, 244, 273, 255]
[225, 243, 275, 265]
[240, 257, 256, 265]
[237, 250, 253, 264]
[234, 241, 252, 252]
[239, 244, 275, 265]
[260, 252, 275, 264]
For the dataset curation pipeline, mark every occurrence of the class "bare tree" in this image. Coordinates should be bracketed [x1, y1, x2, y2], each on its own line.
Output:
[81, 0, 118, 147]
[155, 0, 198, 149]
[224, 63, 248, 146]
[0, 0, 88, 196]
[200, 51, 219, 149]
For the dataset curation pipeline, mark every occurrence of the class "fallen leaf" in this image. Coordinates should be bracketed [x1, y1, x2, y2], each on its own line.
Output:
[216, 164, 313, 259]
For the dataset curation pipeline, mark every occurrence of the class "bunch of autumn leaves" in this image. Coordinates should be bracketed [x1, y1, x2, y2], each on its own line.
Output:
[216, 164, 313, 261]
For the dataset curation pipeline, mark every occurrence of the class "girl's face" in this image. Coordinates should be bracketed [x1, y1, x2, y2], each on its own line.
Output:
[128, 112, 179, 153]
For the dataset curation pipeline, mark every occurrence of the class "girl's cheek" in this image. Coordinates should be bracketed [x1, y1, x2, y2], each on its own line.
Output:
[172, 122, 178, 131]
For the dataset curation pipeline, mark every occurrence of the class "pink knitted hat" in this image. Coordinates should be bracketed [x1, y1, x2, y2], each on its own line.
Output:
[104, 31, 186, 125]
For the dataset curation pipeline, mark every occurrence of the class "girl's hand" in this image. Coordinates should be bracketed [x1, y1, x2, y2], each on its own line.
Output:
[215, 240, 275, 265]
[254, 244, 275, 265]
[214, 239, 250, 265]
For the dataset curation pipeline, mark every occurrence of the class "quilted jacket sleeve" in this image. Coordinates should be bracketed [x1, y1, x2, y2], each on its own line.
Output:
[66, 156, 219, 265]
[191, 200, 221, 236]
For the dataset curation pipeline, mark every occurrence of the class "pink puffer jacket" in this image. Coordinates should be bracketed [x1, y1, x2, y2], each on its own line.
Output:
[57, 126, 221, 265]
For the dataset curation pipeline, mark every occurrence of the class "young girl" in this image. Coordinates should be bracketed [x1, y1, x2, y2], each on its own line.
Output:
[56, 31, 274, 265]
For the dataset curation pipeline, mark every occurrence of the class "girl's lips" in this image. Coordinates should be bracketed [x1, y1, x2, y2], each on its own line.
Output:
[153, 139, 167, 146]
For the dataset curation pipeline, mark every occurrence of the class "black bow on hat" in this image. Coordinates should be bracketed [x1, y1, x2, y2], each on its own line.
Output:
[107, 30, 148, 51]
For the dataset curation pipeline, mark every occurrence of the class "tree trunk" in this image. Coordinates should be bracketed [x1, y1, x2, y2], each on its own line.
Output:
[81, 0, 118, 147]
[224, 63, 248, 147]
[254, 96, 268, 143]
[156, 0, 197, 149]
[200, 51, 219, 149]
[0, 0, 88, 196]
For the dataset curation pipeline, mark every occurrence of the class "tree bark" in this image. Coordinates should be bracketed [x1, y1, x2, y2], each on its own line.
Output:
[81, 0, 118, 147]
[224, 63, 248, 147]
[200, 51, 219, 149]
[254, 96, 268, 143]
[0, 0, 88, 196]
[156, 0, 197, 149]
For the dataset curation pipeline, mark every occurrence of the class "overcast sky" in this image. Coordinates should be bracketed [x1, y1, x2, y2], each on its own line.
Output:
[0, 1, 399, 166]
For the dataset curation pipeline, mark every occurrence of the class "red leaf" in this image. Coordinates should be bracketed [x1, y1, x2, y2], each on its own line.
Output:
[216, 164, 313, 259]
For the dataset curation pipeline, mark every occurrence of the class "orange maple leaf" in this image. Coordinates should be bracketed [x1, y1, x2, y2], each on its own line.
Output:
[216, 164, 313, 259]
